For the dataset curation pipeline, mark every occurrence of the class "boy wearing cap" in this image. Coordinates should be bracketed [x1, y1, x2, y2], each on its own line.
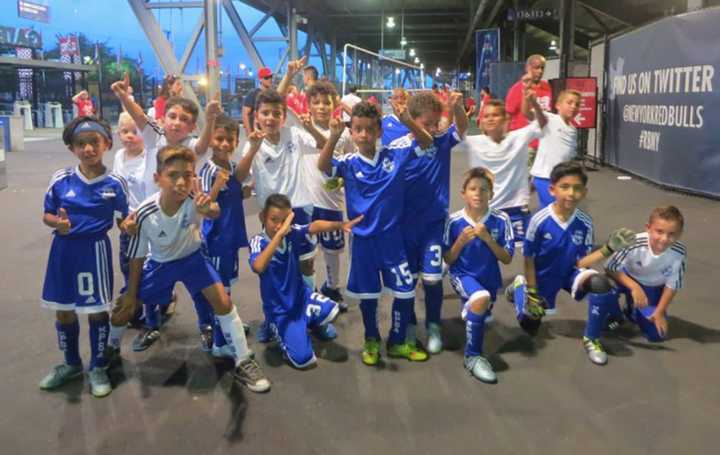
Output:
[243, 67, 274, 137]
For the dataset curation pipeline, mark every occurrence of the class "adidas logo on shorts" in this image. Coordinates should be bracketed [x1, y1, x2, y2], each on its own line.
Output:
[85, 296, 96, 304]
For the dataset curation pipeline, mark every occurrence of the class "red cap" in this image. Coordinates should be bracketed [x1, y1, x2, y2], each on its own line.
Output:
[258, 67, 273, 79]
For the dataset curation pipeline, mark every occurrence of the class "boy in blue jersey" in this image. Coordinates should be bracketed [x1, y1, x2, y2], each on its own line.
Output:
[110, 145, 271, 392]
[506, 161, 636, 365]
[401, 90, 468, 354]
[191, 114, 251, 357]
[444, 167, 514, 383]
[40, 117, 131, 398]
[606, 206, 687, 342]
[249, 194, 362, 369]
[381, 88, 411, 146]
[318, 102, 434, 365]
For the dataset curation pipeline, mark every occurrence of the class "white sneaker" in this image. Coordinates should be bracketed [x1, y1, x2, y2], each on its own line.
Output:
[234, 358, 271, 393]
[583, 337, 608, 365]
[88, 367, 112, 397]
[464, 355, 497, 383]
[426, 323, 443, 354]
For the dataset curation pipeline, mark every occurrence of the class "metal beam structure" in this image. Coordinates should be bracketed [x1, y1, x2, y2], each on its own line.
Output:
[179, 15, 205, 73]
[221, 0, 266, 70]
[457, 0, 490, 64]
[204, 0, 220, 99]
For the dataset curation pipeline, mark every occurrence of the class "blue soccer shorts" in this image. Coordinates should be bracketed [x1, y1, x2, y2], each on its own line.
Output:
[449, 274, 495, 322]
[532, 177, 554, 209]
[271, 290, 339, 368]
[138, 249, 221, 306]
[312, 206, 345, 252]
[346, 226, 415, 300]
[206, 249, 239, 291]
[403, 218, 445, 283]
[292, 205, 317, 260]
[42, 235, 114, 314]
[616, 282, 666, 342]
[517, 268, 598, 314]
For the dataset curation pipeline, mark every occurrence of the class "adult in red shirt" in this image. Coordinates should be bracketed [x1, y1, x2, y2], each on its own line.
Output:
[72, 90, 95, 117]
[153, 75, 183, 122]
[505, 54, 552, 160]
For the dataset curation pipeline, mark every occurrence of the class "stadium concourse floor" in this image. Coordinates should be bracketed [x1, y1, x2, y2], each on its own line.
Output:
[2, 131, 719, 455]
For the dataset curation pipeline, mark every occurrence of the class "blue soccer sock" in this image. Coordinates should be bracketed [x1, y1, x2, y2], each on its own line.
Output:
[56, 320, 81, 366]
[192, 292, 214, 330]
[513, 282, 527, 319]
[388, 297, 413, 345]
[606, 291, 623, 320]
[144, 302, 161, 330]
[359, 299, 380, 340]
[585, 292, 613, 340]
[89, 316, 109, 369]
[424, 281, 443, 326]
[464, 310, 486, 357]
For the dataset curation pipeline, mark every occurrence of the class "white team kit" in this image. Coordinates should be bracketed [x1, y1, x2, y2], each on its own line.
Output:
[606, 232, 686, 290]
[531, 112, 578, 179]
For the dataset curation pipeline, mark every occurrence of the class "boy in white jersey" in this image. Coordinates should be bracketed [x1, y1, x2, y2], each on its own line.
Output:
[278, 62, 354, 308]
[457, 90, 547, 243]
[525, 89, 581, 208]
[606, 206, 687, 341]
[109, 145, 270, 393]
[236, 88, 326, 340]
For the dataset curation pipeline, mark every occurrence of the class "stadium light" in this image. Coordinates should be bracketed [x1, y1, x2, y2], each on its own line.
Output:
[199, 76, 208, 86]
[409, 48, 416, 57]
[239, 63, 246, 70]
[386, 16, 395, 28]
[414, 57, 420, 64]
[395, 68, 401, 75]
[400, 36, 407, 47]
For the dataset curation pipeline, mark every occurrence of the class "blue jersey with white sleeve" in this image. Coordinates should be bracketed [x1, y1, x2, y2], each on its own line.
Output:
[381, 114, 411, 146]
[524, 206, 594, 284]
[199, 160, 249, 255]
[404, 124, 462, 221]
[329, 138, 415, 237]
[443, 208, 514, 293]
[249, 224, 314, 317]
[44, 166, 129, 237]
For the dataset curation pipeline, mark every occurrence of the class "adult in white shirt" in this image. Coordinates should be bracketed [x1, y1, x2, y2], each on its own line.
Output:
[340, 86, 362, 123]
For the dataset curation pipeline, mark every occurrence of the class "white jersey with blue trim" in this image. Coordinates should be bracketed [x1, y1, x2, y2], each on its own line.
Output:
[403, 124, 463, 221]
[112, 148, 150, 211]
[329, 137, 416, 237]
[128, 192, 202, 263]
[249, 225, 312, 316]
[606, 232, 687, 290]
[44, 166, 129, 237]
[443, 208, 514, 291]
[524, 206, 594, 281]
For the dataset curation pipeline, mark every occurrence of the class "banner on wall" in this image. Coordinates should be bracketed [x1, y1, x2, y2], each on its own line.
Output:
[475, 29, 500, 93]
[605, 8, 720, 197]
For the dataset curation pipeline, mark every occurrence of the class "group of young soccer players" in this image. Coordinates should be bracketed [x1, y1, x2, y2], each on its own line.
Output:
[38, 56, 687, 398]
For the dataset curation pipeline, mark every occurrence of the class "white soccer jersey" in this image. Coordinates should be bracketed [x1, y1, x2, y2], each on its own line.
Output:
[457, 121, 542, 209]
[240, 124, 315, 209]
[606, 232, 687, 290]
[141, 119, 208, 171]
[341, 93, 362, 122]
[300, 123, 354, 211]
[128, 192, 203, 263]
[113, 148, 149, 211]
[531, 112, 578, 179]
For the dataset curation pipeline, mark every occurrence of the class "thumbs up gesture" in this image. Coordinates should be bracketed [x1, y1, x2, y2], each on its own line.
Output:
[56, 208, 71, 235]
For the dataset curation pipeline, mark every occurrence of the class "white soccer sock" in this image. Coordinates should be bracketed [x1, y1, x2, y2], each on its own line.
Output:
[324, 250, 341, 289]
[217, 306, 250, 365]
[108, 324, 126, 349]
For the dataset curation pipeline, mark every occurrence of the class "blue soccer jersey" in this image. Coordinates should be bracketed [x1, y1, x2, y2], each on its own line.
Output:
[404, 125, 463, 221]
[44, 166, 129, 237]
[249, 224, 314, 317]
[381, 114, 411, 146]
[443, 208, 515, 295]
[329, 138, 416, 237]
[524, 206, 594, 285]
[199, 160, 249, 255]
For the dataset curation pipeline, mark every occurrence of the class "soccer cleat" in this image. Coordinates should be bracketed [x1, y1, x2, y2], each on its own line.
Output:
[320, 284, 348, 312]
[200, 325, 213, 352]
[426, 323, 443, 354]
[104, 345, 122, 370]
[132, 327, 161, 352]
[256, 319, 279, 343]
[387, 342, 429, 362]
[583, 336, 608, 365]
[519, 316, 542, 336]
[39, 364, 83, 390]
[312, 323, 338, 341]
[88, 367, 112, 397]
[234, 358, 271, 393]
[464, 355, 497, 383]
[212, 343, 235, 359]
[405, 323, 417, 346]
[361, 338, 381, 366]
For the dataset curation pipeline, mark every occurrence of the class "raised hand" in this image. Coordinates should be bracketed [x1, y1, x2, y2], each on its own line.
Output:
[287, 56, 308, 75]
[391, 98, 411, 123]
[329, 117, 345, 138]
[342, 214, 364, 232]
[209, 168, 230, 201]
[194, 192, 212, 213]
[56, 207, 71, 235]
[121, 212, 138, 236]
[205, 93, 222, 120]
[111, 72, 131, 97]
[299, 113, 314, 129]
[277, 211, 295, 238]
[248, 129, 266, 147]
[448, 91, 464, 110]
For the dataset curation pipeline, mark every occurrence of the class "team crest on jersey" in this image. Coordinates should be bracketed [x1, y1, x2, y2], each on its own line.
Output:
[661, 265, 673, 277]
[571, 230, 585, 245]
[285, 142, 295, 154]
[421, 145, 438, 158]
[491, 228, 499, 240]
[100, 187, 116, 199]
[382, 157, 395, 173]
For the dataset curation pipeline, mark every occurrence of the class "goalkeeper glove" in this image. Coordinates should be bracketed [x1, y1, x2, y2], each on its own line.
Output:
[600, 227, 636, 257]
[525, 286, 547, 319]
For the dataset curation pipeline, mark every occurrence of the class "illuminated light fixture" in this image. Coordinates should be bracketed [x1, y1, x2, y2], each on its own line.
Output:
[436, 67, 441, 74]
[409, 48, 415, 57]
[386, 16, 395, 28]
[414, 57, 420, 64]
[239, 63, 246, 70]
[199, 76, 208, 86]
[395, 68, 401, 75]
[420, 63, 424, 69]
[248, 71, 253, 76]
[400, 36, 407, 47]
[467, 72, 472, 77]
